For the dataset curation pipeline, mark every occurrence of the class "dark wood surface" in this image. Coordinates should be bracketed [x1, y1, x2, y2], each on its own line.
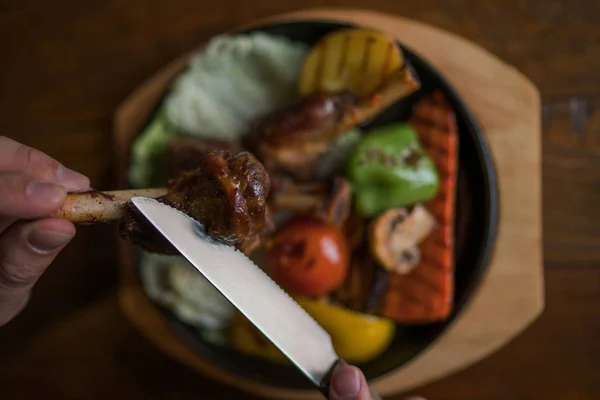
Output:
[1, 1, 599, 399]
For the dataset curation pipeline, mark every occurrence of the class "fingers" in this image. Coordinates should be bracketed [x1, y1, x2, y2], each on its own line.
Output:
[0, 172, 67, 219]
[0, 171, 69, 234]
[330, 364, 371, 400]
[0, 136, 90, 191]
[0, 287, 31, 327]
[0, 137, 86, 326]
[0, 218, 75, 326]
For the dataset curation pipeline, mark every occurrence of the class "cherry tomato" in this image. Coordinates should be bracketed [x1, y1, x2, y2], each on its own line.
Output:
[267, 216, 349, 297]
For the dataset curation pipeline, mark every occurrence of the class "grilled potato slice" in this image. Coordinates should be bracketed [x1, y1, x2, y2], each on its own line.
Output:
[299, 28, 404, 98]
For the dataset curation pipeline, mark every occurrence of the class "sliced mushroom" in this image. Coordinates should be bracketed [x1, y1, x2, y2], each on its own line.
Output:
[368, 204, 437, 275]
[393, 246, 421, 275]
[404, 205, 439, 244]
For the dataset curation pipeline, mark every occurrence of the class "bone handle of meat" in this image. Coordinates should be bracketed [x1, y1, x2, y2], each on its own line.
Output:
[341, 67, 420, 131]
[50, 188, 168, 223]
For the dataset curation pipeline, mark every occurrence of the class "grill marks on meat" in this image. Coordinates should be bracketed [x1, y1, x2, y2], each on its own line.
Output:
[379, 90, 458, 324]
[248, 91, 357, 181]
[120, 151, 271, 255]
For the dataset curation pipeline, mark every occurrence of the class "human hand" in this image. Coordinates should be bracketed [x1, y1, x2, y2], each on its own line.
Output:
[329, 362, 426, 400]
[0, 136, 90, 326]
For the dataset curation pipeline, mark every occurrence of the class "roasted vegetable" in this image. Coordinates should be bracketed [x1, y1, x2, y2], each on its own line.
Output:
[295, 297, 395, 364]
[253, 54, 419, 182]
[369, 205, 437, 275]
[270, 182, 323, 213]
[267, 216, 349, 297]
[347, 123, 440, 217]
[365, 267, 391, 314]
[299, 28, 404, 98]
[270, 177, 351, 226]
[332, 253, 378, 312]
[343, 211, 368, 251]
[315, 177, 353, 227]
[379, 91, 459, 324]
[230, 312, 288, 364]
[231, 297, 395, 365]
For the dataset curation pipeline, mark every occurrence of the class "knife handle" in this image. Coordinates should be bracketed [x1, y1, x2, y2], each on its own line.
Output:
[319, 359, 384, 400]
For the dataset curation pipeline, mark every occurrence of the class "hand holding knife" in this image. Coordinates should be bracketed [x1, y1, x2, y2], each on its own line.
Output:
[131, 197, 383, 399]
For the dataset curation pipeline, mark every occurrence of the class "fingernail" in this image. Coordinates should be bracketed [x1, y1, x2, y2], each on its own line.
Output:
[26, 181, 66, 207]
[332, 366, 361, 399]
[27, 227, 73, 254]
[57, 165, 90, 191]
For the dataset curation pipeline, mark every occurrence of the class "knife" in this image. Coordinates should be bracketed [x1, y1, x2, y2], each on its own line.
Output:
[131, 197, 383, 400]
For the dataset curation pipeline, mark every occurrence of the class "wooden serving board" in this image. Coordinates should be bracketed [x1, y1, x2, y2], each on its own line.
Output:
[113, 8, 544, 399]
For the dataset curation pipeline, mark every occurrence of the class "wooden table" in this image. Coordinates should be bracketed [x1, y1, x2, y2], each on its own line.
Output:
[1, 1, 599, 399]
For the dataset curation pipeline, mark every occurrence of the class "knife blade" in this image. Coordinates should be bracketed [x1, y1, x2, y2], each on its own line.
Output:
[131, 197, 383, 399]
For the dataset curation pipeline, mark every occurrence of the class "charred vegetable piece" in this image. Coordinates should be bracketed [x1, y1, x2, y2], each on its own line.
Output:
[120, 151, 271, 255]
[315, 177, 353, 227]
[379, 91, 459, 324]
[299, 28, 404, 99]
[332, 252, 378, 313]
[270, 177, 352, 228]
[347, 123, 440, 217]
[368, 205, 437, 275]
[343, 211, 368, 251]
[267, 216, 349, 297]
[365, 267, 391, 314]
[269, 181, 324, 213]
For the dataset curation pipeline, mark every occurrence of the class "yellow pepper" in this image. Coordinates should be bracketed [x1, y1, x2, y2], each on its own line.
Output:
[295, 297, 396, 364]
[230, 298, 395, 365]
[230, 312, 288, 364]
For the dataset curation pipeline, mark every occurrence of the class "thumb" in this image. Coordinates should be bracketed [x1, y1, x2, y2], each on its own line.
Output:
[330, 364, 371, 400]
[0, 218, 74, 326]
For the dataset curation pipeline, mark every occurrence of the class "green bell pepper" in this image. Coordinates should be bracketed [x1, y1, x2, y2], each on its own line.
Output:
[346, 123, 439, 217]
